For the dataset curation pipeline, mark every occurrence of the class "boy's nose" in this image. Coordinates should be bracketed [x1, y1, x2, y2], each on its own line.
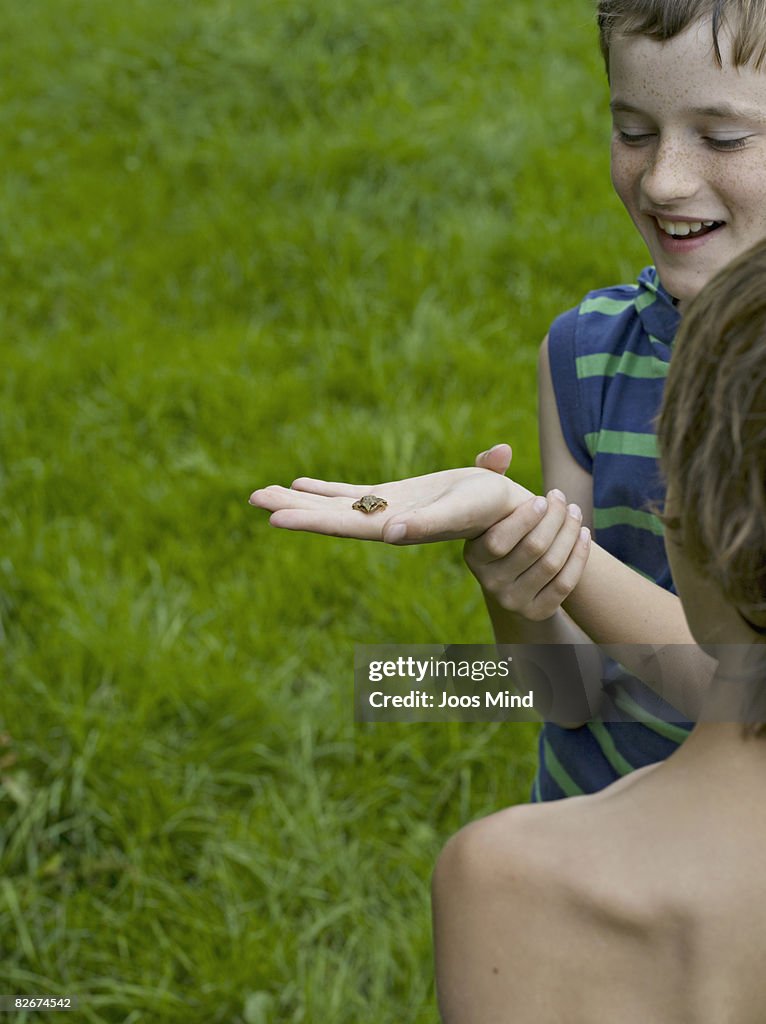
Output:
[641, 139, 700, 206]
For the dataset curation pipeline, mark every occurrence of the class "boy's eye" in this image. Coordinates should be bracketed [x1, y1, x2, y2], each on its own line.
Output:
[705, 136, 750, 152]
[616, 129, 655, 145]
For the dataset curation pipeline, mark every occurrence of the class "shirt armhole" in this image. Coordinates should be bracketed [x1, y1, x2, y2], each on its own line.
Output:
[547, 306, 593, 473]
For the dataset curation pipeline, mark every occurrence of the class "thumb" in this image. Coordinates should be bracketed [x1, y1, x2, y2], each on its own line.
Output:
[474, 443, 512, 475]
[382, 501, 488, 545]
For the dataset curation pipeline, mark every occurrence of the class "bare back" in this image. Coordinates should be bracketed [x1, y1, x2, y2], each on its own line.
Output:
[433, 726, 766, 1024]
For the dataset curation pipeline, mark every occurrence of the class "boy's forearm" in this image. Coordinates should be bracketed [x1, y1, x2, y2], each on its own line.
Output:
[484, 596, 605, 725]
[486, 594, 591, 646]
[563, 542, 715, 719]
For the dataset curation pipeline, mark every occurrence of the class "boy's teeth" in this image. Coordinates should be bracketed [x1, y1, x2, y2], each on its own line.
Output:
[657, 218, 719, 238]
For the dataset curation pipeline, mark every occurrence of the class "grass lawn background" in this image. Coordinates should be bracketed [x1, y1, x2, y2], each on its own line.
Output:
[1, 1, 646, 1020]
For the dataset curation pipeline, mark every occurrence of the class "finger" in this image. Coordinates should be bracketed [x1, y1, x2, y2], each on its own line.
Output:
[251, 486, 397, 539]
[514, 499, 584, 591]
[529, 526, 591, 619]
[465, 495, 550, 567]
[249, 484, 316, 510]
[290, 477, 374, 498]
[268, 508, 387, 540]
[488, 509, 586, 614]
[474, 443, 512, 475]
[505, 489, 570, 575]
[250, 485, 355, 512]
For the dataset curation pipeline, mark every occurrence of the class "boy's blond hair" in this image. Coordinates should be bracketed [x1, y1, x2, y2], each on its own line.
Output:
[597, 0, 766, 72]
[657, 239, 766, 640]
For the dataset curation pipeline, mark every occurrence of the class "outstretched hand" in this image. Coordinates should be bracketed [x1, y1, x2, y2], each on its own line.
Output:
[249, 453, 533, 545]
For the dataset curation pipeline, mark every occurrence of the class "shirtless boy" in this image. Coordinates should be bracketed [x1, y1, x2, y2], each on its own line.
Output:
[432, 235, 766, 1024]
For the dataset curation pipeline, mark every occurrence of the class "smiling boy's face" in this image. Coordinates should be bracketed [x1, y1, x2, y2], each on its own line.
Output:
[609, 19, 766, 309]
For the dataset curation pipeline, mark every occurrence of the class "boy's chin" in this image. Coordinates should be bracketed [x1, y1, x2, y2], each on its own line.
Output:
[652, 268, 704, 313]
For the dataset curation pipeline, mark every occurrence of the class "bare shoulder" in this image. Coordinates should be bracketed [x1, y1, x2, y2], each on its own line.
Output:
[435, 770, 667, 920]
[432, 797, 631, 1022]
[434, 794, 597, 904]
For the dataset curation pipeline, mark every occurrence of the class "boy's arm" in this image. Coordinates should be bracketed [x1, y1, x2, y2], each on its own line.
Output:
[539, 333, 716, 717]
[476, 335, 713, 719]
[464, 336, 605, 722]
[562, 541, 715, 718]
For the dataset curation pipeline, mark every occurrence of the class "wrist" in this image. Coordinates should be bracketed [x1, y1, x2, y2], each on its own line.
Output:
[503, 476, 534, 514]
[485, 591, 533, 629]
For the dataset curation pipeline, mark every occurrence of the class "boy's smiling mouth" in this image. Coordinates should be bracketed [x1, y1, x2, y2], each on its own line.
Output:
[654, 217, 724, 240]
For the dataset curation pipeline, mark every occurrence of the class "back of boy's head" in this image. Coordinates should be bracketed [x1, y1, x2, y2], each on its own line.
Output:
[597, 0, 766, 72]
[657, 238, 766, 634]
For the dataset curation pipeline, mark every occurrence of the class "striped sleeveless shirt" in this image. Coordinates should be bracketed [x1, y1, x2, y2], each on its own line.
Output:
[533, 266, 692, 802]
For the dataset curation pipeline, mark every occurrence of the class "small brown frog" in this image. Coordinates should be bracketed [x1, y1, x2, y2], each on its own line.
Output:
[352, 494, 388, 514]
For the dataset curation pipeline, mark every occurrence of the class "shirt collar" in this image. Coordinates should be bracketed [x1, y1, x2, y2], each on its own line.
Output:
[636, 266, 681, 349]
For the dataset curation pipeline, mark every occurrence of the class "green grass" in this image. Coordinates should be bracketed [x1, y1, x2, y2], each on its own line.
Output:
[1, 1, 647, 1020]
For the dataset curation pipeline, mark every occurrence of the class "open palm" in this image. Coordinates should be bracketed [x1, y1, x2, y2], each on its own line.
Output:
[250, 467, 533, 544]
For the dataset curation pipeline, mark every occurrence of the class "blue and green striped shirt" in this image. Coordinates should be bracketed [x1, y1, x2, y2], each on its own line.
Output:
[534, 266, 692, 801]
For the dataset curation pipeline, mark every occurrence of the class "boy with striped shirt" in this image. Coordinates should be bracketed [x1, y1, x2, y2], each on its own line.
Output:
[477, 0, 766, 798]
